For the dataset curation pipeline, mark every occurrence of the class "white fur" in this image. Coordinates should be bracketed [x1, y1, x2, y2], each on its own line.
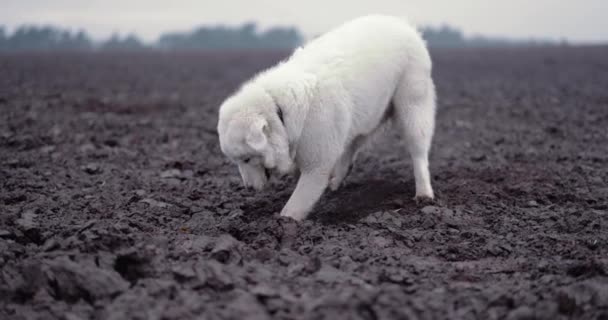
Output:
[218, 15, 436, 221]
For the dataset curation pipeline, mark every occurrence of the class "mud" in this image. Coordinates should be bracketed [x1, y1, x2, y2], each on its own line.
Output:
[1, 47, 607, 319]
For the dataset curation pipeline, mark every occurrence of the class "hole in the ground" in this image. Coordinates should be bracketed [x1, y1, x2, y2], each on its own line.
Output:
[113, 254, 148, 283]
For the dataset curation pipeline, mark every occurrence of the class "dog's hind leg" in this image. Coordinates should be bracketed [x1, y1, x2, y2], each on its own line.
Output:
[393, 73, 436, 200]
[329, 153, 353, 191]
[329, 104, 395, 191]
[329, 135, 366, 191]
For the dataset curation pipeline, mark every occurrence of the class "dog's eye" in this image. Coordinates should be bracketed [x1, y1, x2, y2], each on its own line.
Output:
[243, 157, 251, 164]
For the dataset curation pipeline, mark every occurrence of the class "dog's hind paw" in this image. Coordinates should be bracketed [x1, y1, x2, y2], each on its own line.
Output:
[280, 211, 306, 221]
[328, 177, 341, 191]
[329, 164, 352, 191]
[413, 195, 435, 206]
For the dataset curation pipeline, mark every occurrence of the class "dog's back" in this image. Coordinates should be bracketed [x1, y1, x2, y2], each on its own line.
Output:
[286, 14, 433, 144]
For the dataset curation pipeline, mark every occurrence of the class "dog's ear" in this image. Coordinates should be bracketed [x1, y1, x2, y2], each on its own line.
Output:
[246, 118, 268, 151]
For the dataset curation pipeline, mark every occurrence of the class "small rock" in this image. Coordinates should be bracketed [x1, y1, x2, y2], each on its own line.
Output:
[41, 238, 60, 252]
[372, 236, 392, 248]
[526, 200, 539, 207]
[160, 169, 182, 179]
[471, 154, 487, 162]
[225, 290, 270, 320]
[361, 212, 379, 224]
[181, 170, 194, 179]
[16, 210, 39, 231]
[506, 306, 535, 320]
[251, 284, 279, 297]
[279, 218, 298, 247]
[0, 229, 13, 238]
[455, 119, 472, 129]
[44, 256, 129, 301]
[391, 199, 405, 207]
[228, 209, 243, 219]
[315, 264, 349, 283]
[39, 145, 56, 154]
[421, 205, 454, 217]
[485, 240, 507, 256]
[78, 220, 97, 233]
[254, 248, 274, 262]
[379, 269, 414, 286]
[537, 259, 549, 271]
[64, 313, 85, 320]
[140, 198, 171, 208]
[194, 260, 234, 290]
[4, 194, 26, 205]
[211, 234, 243, 264]
[172, 264, 196, 281]
[82, 163, 102, 175]
[5, 159, 22, 168]
[421, 206, 441, 214]
[162, 177, 182, 186]
[586, 239, 599, 250]
[448, 228, 460, 235]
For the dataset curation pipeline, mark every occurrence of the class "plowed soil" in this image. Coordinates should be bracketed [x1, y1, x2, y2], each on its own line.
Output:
[1, 47, 607, 320]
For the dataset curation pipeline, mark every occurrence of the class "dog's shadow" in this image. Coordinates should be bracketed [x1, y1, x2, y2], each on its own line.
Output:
[311, 179, 410, 224]
[240, 173, 413, 224]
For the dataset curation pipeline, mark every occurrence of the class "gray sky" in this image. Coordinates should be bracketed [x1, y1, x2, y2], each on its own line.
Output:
[2, 0, 607, 43]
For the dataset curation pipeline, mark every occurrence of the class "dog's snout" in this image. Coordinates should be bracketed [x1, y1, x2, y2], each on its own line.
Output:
[264, 168, 271, 179]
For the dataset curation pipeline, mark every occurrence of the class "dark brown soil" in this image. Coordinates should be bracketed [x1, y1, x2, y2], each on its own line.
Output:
[1, 47, 607, 320]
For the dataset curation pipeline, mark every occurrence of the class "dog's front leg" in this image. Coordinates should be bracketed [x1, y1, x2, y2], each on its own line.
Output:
[280, 170, 330, 221]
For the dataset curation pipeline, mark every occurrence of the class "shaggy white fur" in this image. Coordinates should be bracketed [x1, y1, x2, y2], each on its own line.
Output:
[218, 14, 436, 221]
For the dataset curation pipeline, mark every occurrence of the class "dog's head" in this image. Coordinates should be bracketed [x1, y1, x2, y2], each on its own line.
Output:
[217, 86, 294, 190]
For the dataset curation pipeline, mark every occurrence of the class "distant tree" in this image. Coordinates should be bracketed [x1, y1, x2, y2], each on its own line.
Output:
[419, 24, 556, 48]
[0, 25, 93, 51]
[0, 27, 5, 49]
[260, 26, 302, 49]
[100, 33, 146, 50]
[420, 25, 465, 47]
[238, 22, 259, 47]
[65, 29, 93, 50]
[10, 25, 57, 50]
[158, 32, 187, 49]
[467, 35, 515, 47]
[157, 22, 303, 50]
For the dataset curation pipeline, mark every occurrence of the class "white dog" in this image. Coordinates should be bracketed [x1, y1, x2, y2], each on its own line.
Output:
[217, 15, 436, 221]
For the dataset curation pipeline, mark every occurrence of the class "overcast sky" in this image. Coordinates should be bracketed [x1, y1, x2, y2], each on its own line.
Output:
[2, 0, 607, 43]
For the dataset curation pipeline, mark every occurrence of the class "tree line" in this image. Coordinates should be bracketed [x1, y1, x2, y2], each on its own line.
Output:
[0, 23, 557, 51]
[0, 23, 302, 51]
[419, 25, 559, 47]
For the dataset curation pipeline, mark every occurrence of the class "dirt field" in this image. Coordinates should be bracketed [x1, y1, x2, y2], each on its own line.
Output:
[1, 46, 607, 320]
